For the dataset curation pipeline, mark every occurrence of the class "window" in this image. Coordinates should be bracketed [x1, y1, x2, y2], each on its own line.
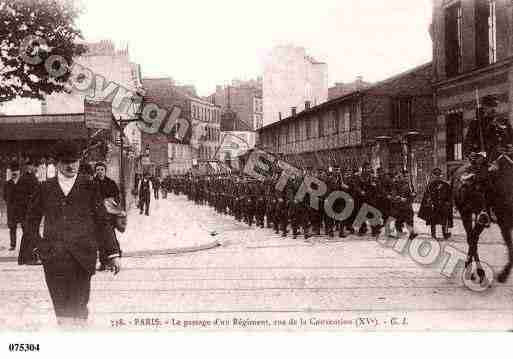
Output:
[318, 116, 324, 137]
[306, 119, 312, 139]
[350, 103, 358, 130]
[295, 122, 300, 142]
[489, 0, 497, 64]
[446, 112, 464, 161]
[392, 98, 414, 129]
[445, 2, 463, 76]
[476, 0, 497, 67]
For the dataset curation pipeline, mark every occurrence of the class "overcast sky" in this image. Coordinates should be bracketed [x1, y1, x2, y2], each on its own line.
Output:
[77, 0, 433, 97]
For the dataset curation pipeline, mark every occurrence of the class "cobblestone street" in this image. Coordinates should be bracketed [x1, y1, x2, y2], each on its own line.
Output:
[0, 194, 512, 331]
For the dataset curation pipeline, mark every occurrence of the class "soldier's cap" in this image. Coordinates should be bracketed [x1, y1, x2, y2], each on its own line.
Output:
[53, 141, 82, 163]
[9, 162, 20, 171]
[432, 168, 442, 176]
[481, 94, 499, 108]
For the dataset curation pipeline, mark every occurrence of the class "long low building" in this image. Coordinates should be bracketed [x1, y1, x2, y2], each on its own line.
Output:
[257, 63, 436, 195]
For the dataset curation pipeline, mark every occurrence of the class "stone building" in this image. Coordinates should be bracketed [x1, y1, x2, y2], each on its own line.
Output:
[257, 63, 436, 195]
[263, 45, 328, 127]
[431, 0, 513, 175]
[141, 78, 221, 176]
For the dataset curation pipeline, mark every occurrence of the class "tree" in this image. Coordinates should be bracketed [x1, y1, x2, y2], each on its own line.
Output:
[0, 0, 86, 103]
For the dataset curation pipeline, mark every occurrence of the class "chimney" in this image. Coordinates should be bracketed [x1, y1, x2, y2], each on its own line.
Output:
[305, 101, 311, 110]
[279, 112, 282, 120]
[291, 107, 297, 116]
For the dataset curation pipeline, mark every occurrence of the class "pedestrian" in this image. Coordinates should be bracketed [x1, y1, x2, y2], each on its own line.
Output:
[25, 141, 121, 327]
[94, 161, 122, 271]
[17, 158, 40, 265]
[418, 168, 453, 239]
[138, 172, 153, 216]
[152, 175, 161, 200]
[3, 162, 22, 251]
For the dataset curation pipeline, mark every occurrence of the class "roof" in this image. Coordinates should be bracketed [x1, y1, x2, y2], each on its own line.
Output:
[258, 62, 433, 132]
[142, 78, 218, 108]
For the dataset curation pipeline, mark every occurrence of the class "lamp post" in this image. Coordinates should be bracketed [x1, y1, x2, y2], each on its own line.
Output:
[402, 130, 420, 194]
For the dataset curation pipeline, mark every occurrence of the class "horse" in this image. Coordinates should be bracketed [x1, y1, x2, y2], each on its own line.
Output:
[451, 153, 513, 285]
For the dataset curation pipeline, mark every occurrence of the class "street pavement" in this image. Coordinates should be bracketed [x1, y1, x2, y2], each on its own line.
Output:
[0, 194, 511, 331]
[0, 195, 220, 260]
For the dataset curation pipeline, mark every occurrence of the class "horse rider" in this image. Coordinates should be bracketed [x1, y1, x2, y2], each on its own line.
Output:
[462, 94, 513, 225]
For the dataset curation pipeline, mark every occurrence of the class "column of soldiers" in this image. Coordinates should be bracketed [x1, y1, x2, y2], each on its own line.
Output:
[164, 161, 425, 241]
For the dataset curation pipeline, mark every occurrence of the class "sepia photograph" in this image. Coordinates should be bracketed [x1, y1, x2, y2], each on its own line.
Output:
[0, 0, 512, 353]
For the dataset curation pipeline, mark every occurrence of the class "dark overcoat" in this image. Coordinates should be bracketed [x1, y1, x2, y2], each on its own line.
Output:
[418, 179, 453, 227]
[25, 175, 119, 274]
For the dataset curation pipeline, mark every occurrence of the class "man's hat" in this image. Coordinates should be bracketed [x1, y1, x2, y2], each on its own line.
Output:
[54, 141, 82, 162]
[432, 167, 442, 176]
[481, 94, 499, 108]
[95, 161, 107, 170]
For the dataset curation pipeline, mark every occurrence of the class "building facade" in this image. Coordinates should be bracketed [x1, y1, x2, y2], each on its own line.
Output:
[263, 45, 328, 127]
[258, 63, 436, 196]
[141, 78, 221, 176]
[208, 78, 263, 131]
[431, 0, 513, 175]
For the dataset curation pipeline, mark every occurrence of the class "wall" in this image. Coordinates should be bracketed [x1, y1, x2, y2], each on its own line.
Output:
[263, 45, 328, 126]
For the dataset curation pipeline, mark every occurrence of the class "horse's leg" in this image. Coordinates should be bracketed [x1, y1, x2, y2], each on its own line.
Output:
[497, 224, 513, 283]
[470, 223, 486, 284]
[461, 212, 475, 280]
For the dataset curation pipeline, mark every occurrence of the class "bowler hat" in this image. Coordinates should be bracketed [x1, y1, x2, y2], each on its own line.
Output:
[54, 141, 82, 163]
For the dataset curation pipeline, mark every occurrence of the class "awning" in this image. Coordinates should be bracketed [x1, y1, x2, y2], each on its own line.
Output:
[0, 114, 88, 140]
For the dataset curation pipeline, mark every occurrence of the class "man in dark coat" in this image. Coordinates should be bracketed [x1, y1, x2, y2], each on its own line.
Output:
[3, 162, 22, 251]
[152, 176, 161, 200]
[138, 172, 153, 216]
[94, 162, 121, 271]
[419, 168, 453, 239]
[25, 141, 121, 326]
[17, 158, 40, 265]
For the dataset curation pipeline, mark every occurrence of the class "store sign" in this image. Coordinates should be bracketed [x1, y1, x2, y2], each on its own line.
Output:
[84, 100, 113, 130]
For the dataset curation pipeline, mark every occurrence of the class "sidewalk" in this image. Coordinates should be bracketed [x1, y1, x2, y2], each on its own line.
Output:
[0, 195, 220, 261]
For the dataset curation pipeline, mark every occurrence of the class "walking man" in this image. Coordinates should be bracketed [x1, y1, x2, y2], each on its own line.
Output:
[138, 172, 153, 216]
[153, 175, 161, 200]
[17, 158, 40, 265]
[94, 162, 121, 271]
[3, 162, 22, 251]
[25, 141, 121, 326]
[419, 168, 453, 239]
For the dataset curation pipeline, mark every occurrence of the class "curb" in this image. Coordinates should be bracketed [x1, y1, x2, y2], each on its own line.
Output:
[0, 240, 221, 263]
